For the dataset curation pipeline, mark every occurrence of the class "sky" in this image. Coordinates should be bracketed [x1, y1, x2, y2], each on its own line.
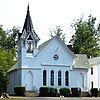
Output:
[0, 0, 100, 44]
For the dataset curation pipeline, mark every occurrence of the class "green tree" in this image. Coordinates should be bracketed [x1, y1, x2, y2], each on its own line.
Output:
[0, 25, 19, 92]
[71, 15, 100, 58]
[0, 48, 15, 92]
[50, 26, 66, 43]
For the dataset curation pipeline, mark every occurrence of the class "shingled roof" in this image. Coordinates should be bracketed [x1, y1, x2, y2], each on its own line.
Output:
[38, 38, 52, 51]
[7, 62, 17, 72]
[74, 54, 89, 69]
[89, 56, 100, 66]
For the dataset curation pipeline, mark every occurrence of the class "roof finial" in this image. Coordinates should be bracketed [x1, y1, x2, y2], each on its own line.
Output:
[27, 3, 29, 12]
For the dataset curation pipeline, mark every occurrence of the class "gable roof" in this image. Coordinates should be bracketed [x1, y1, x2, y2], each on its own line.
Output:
[89, 56, 100, 65]
[38, 36, 75, 58]
[74, 54, 89, 69]
[55, 36, 76, 58]
[7, 62, 17, 72]
[38, 38, 52, 51]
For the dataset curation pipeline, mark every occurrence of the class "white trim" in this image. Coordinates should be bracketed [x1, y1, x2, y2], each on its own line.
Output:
[18, 68, 41, 70]
[41, 63, 70, 67]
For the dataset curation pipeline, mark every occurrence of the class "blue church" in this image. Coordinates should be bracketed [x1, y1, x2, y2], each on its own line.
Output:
[7, 5, 89, 95]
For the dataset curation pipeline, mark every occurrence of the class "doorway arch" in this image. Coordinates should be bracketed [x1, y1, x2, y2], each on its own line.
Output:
[77, 73, 84, 89]
[26, 71, 33, 91]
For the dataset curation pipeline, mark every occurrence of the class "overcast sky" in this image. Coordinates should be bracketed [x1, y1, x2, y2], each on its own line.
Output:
[0, 0, 100, 44]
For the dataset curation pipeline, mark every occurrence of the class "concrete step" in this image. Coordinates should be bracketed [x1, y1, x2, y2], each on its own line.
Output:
[25, 91, 39, 97]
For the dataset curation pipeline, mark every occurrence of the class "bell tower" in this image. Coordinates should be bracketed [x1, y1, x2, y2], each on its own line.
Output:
[18, 4, 40, 59]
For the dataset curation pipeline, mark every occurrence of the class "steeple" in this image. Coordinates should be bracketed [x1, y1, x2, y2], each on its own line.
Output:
[18, 4, 40, 58]
[22, 4, 40, 41]
[22, 4, 33, 33]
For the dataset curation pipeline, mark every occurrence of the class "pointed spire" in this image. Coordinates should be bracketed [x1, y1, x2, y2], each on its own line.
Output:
[21, 4, 40, 41]
[27, 3, 29, 12]
[22, 4, 33, 33]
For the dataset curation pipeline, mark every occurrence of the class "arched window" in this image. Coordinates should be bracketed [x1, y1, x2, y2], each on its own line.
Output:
[50, 70, 54, 86]
[26, 40, 33, 53]
[43, 70, 47, 86]
[58, 70, 61, 86]
[65, 71, 69, 86]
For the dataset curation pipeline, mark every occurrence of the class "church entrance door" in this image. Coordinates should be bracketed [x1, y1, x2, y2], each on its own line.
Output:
[26, 71, 33, 91]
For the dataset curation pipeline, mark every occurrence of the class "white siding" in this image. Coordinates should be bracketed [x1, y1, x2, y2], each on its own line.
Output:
[88, 63, 100, 90]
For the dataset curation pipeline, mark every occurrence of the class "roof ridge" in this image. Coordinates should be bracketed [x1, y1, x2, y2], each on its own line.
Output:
[38, 38, 52, 50]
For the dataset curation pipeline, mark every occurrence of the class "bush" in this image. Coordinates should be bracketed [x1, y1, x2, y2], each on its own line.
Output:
[98, 90, 100, 97]
[91, 88, 98, 97]
[59, 88, 70, 97]
[14, 86, 25, 96]
[71, 88, 81, 97]
[39, 87, 50, 97]
[49, 88, 58, 97]
[39, 87, 58, 97]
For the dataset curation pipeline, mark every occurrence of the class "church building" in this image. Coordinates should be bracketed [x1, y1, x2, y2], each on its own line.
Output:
[7, 5, 89, 95]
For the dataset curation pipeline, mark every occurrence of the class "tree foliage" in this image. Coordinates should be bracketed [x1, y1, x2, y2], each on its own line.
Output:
[50, 26, 66, 43]
[71, 15, 100, 58]
[0, 49, 15, 92]
[0, 25, 19, 92]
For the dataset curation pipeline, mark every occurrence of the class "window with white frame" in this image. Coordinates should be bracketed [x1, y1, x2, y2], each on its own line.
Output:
[58, 70, 61, 86]
[50, 70, 54, 86]
[43, 70, 47, 86]
[65, 71, 69, 86]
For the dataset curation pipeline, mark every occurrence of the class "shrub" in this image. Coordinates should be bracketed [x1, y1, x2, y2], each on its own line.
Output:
[49, 88, 58, 97]
[91, 88, 98, 97]
[39, 87, 58, 97]
[14, 86, 25, 96]
[71, 88, 81, 97]
[59, 88, 70, 97]
[0, 88, 3, 96]
[98, 90, 100, 97]
[39, 87, 50, 97]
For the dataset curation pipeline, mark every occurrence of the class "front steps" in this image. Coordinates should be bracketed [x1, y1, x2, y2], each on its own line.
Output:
[25, 91, 39, 97]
